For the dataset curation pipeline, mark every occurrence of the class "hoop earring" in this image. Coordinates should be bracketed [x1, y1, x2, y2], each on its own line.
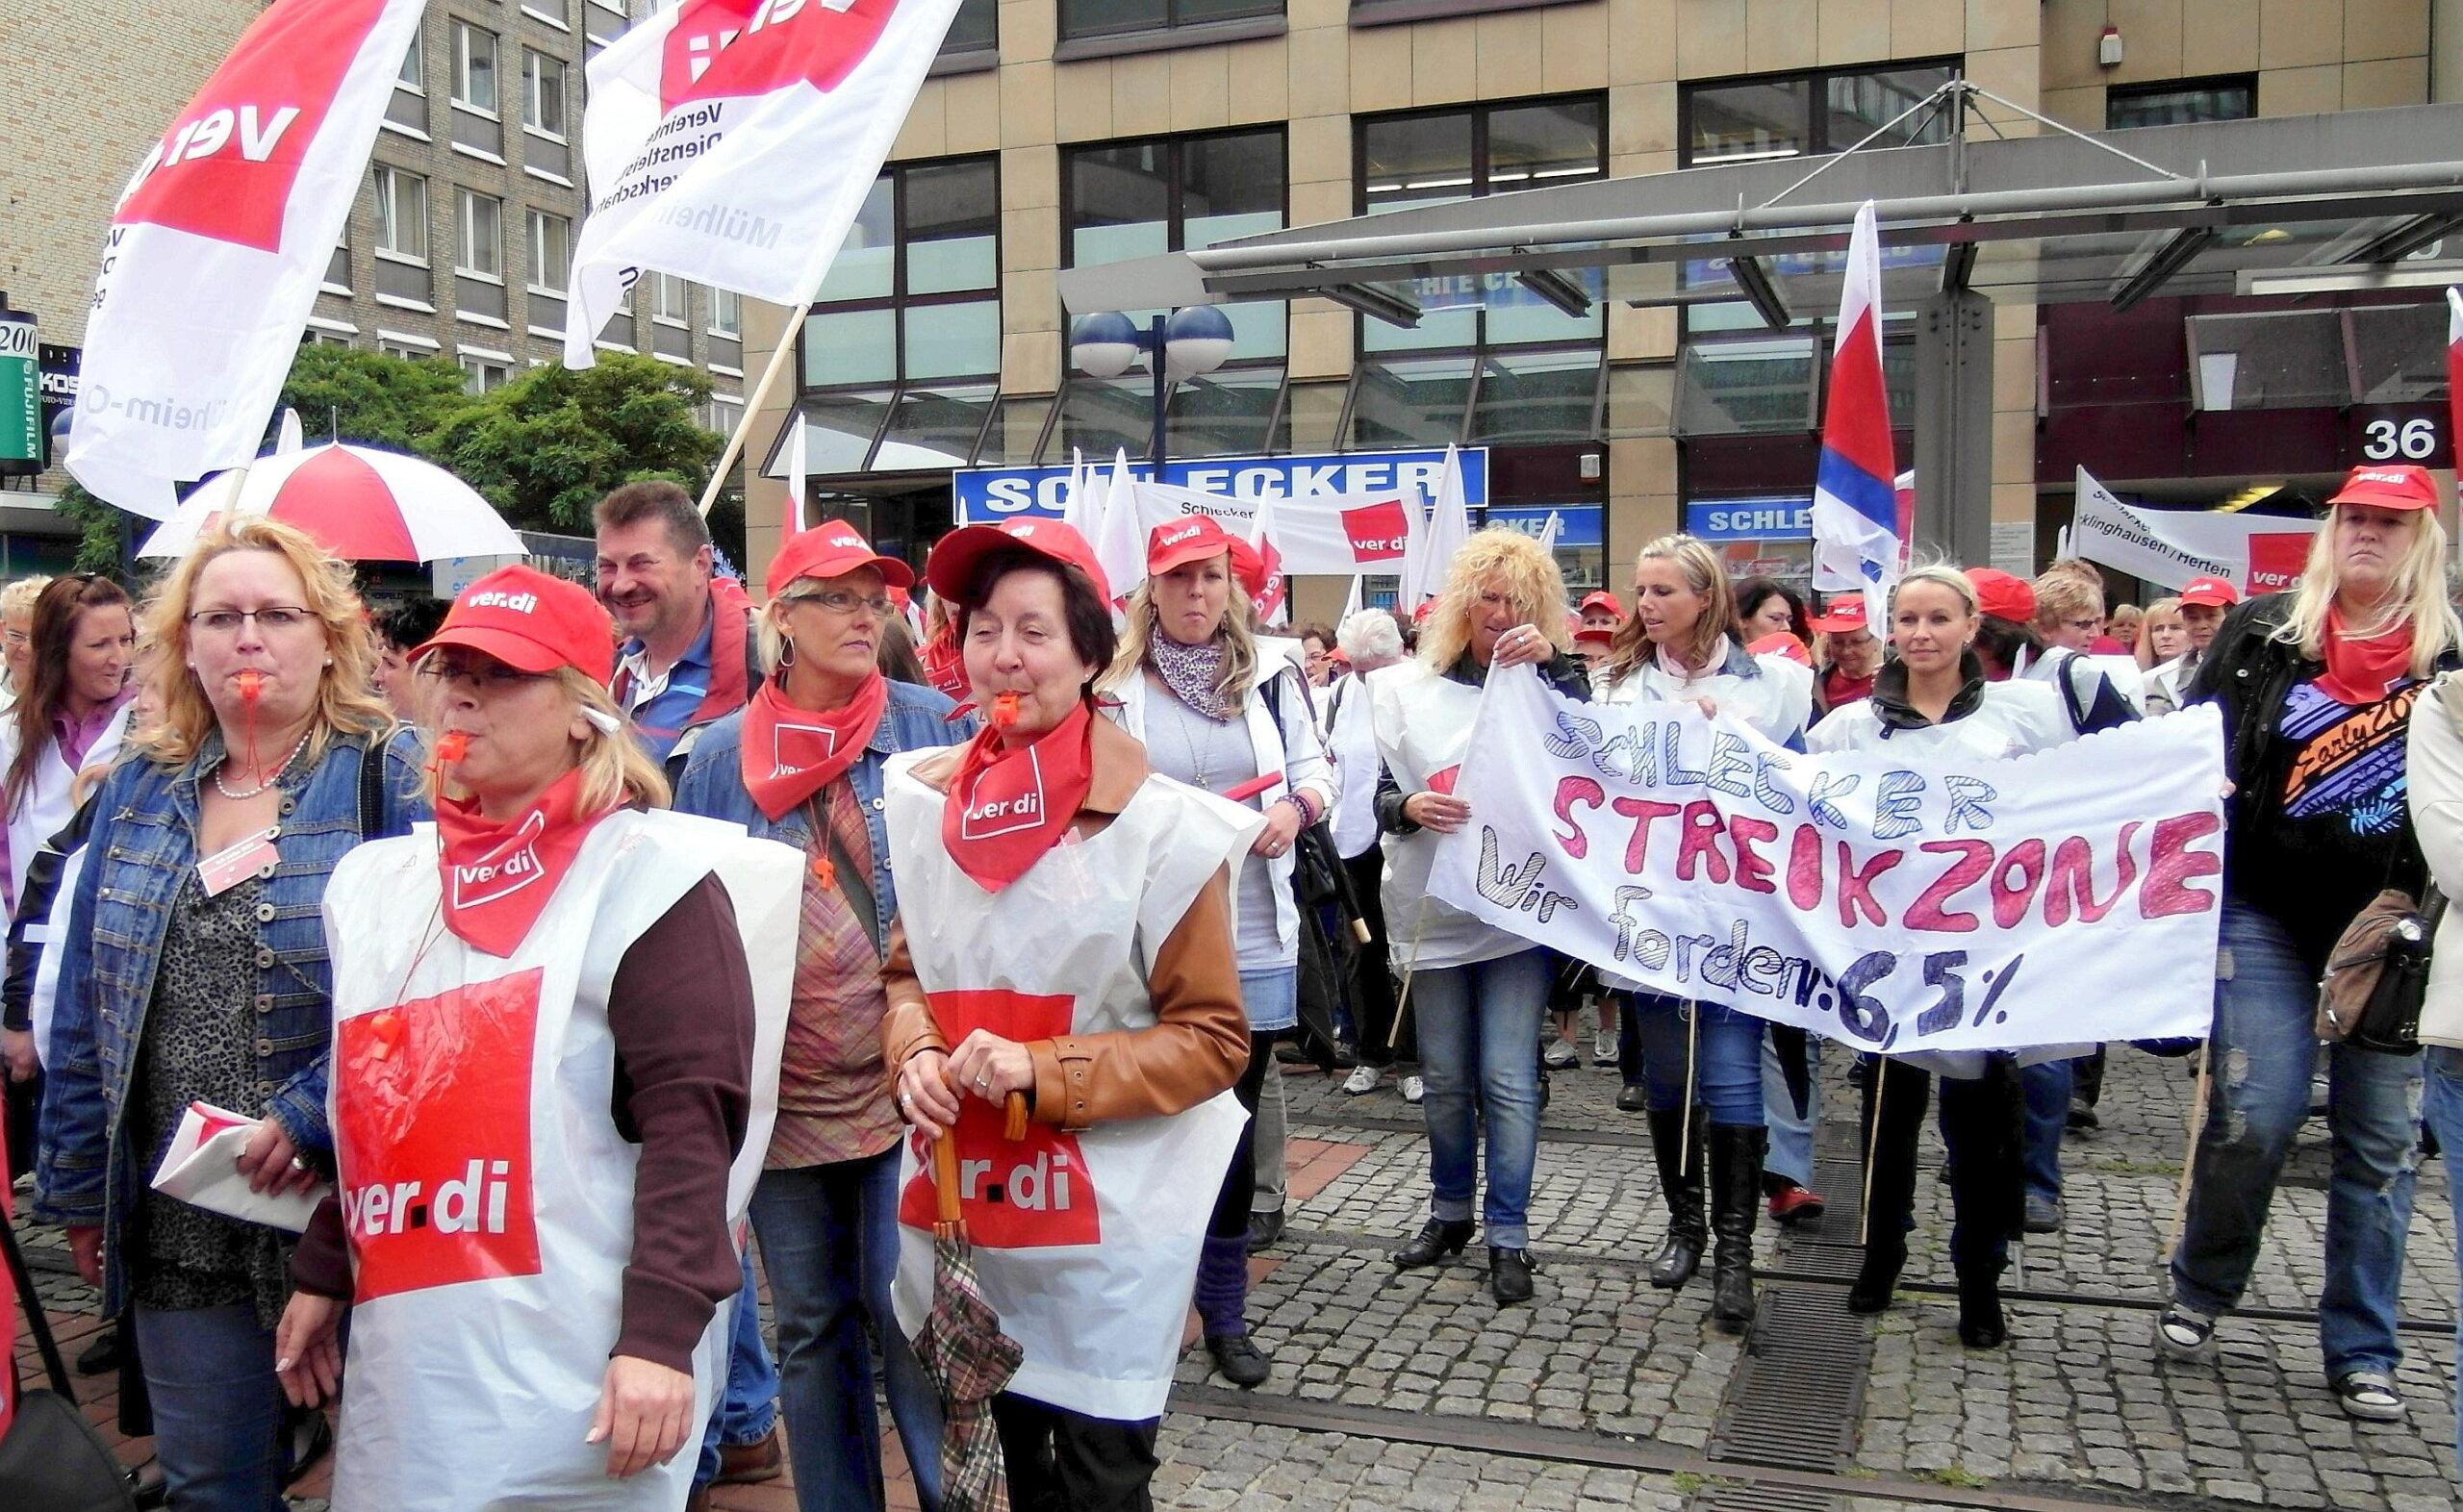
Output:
[777, 638, 797, 669]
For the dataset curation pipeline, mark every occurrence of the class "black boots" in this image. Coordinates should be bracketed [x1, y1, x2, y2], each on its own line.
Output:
[1708, 1123, 1765, 1331]
[1848, 1059, 1927, 1314]
[1489, 1247, 1535, 1304]
[1393, 1218, 1475, 1269]
[1940, 1067, 2024, 1350]
[1644, 1107, 1706, 1289]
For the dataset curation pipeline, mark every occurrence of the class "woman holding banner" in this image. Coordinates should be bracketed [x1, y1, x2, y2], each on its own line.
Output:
[1372, 528, 1587, 1306]
[2161, 464, 2458, 1424]
[1569, 535, 1813, 1330]
[883, 518, 1255, 1509]
[1807, 565, 2073, 1348]
[1096, 513, 1335, 1390]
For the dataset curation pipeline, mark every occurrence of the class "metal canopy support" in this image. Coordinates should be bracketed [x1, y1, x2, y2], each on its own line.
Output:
[1911, 290, 1995, 568]
[2111, 226, 2216, 312]
[1729, 256, 1792, 329]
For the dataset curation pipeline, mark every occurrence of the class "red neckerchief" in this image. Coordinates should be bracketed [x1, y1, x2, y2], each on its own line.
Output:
[2316, 605, 2418, 706]
[434, 769, 613, 957]
[921, 625, 968, 702]
[940, 699, 1096, 893]
[741, 672, 888, 820]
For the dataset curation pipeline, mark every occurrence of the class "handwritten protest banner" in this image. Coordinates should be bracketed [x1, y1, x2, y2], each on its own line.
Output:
[1427, 668, 2225, 1054]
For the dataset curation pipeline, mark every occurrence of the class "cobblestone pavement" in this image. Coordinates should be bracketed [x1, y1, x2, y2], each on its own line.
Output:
[13, 1045, 2460, 1510]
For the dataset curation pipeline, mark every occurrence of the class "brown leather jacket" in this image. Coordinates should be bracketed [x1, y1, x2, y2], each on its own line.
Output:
[880, 713, 1249, 1132]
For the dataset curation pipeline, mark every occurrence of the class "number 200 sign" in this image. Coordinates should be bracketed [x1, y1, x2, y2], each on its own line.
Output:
[2361, 416, 2441, 462]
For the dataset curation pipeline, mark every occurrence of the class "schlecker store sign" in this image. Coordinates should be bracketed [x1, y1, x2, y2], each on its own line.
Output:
[952, 447, 1491, 523]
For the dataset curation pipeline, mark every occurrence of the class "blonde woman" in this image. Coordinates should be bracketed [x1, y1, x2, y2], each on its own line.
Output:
[1372, 528, 1587, 1304]
[35, 517, 426, 1508]
[2160, 465, 2461, 1425]
[277, 565, 786, 1510]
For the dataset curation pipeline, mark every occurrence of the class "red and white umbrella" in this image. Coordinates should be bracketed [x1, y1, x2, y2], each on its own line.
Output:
[138, 443, 525, 563]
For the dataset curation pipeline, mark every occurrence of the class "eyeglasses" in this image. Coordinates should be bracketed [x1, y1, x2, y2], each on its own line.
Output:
[416, 658, 553, 691]
[188, 606, 315, 635]
[779, 589, 895, 618]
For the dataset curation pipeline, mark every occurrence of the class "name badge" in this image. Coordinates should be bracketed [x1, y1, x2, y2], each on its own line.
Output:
[198, 828, 280, 897]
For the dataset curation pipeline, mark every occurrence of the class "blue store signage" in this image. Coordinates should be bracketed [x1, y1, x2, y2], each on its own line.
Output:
[1687, 497, 1814, 542]
[953, 447, 1490, 523]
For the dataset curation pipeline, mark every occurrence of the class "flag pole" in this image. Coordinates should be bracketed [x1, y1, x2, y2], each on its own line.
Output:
[696, 308, 808, 519]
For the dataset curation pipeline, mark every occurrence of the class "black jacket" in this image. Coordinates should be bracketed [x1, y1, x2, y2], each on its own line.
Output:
[1, 794, 100, 1035]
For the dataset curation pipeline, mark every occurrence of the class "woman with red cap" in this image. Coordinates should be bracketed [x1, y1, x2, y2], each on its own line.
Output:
[1094, 513, 1333, 1389]
[274, 564, 797, 1510]
[882, 518, 1254, 1510]
[2161, 465, 2459, 1425]
[670, 521, 968, 1512]
[1808, 594, 1881, 714]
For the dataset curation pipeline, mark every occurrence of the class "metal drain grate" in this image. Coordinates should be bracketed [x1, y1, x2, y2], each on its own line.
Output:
[1693, 1484, 1841, 1512]
[1778, 1151, 1871, 1279]
[1710, 1285, 1872, 1469]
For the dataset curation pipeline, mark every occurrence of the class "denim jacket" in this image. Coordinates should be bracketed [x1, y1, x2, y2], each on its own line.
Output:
[670, 679, 971, 950]
[34, 726, 428, 1310]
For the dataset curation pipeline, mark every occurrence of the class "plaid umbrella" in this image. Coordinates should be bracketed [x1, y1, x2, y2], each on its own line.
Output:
[916, 1102, 1027, 1512]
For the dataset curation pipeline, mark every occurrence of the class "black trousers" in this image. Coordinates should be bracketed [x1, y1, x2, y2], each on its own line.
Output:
[1859, 1057, 2023, 1273]
[993, 1394, 1159, 1512]
[1208, 1030, 1275, 1239]
[4, 1067, 38, 1182]
[1344, 851, 1410, 1065]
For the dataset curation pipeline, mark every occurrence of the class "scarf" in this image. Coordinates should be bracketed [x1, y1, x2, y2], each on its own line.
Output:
[741, 672, 888, 820]
[2317, 605, 2417, 707]
[1656, 635, 1733, 687]
[1149, 634, 1235, 719]
[941, 698, 1096, 894]
[434, 768, 612, 957]
[920, 624, 968, 702]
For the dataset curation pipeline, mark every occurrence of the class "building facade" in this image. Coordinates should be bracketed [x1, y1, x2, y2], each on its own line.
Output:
[737, 0, 2457, 612]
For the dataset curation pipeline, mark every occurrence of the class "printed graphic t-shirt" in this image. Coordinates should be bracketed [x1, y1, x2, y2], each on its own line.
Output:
[2234, 675, 2424, 974]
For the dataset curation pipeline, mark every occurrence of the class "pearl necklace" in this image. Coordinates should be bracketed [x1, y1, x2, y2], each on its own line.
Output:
[213, 731, 312, 800]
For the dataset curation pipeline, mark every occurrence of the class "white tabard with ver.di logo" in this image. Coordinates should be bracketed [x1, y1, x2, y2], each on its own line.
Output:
[1367, 659, 1525, 971]
[881, 749, 1263, 1423]
[318, 810, 798, 1512]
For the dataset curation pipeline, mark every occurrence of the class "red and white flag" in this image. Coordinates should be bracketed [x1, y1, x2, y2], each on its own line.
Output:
[1245, 491, 1288, 625]
[2446, 287, 2462, 467]
[64, 0, 426, 518]
[566, 0, 965, 368]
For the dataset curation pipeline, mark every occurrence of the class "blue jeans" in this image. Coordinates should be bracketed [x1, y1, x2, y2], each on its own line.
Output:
[696, 1244, 782, 1486]
[1764, 1030, 1818, 1187]
[1411, 949, 1548, 1248]
[131, 1302, 289, 1512]
[749, 1150, 944, 1512]
[1630, 992, 1765, 1125]
[2172, 900, 2425, 1377]
[2019, 1059, 2071, 1204]
[2421, 1047, 2463, 1465]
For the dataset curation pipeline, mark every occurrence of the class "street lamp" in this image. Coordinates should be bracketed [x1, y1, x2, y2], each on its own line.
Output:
[1069, 306, 1233, 466]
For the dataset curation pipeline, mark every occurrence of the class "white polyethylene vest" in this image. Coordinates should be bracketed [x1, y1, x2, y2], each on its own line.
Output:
[881, 749, 1260, 1423]
[319, 810, 798, 1512]
[1367, 660, 1522, 971]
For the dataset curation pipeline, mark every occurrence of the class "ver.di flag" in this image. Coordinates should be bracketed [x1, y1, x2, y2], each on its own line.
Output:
[566, 0, 965, 368]
[64, 0, 427, 518]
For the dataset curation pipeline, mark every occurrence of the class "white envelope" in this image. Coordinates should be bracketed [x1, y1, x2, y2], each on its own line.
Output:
[147, 1100, 328, 1235]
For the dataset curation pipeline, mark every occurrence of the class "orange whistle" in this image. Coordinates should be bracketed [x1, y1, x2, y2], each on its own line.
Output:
[236, 669, 264, 702]
[991, 692, 1022, 729]
[433, 731, 470, 764]
[810, 852, 837, 892]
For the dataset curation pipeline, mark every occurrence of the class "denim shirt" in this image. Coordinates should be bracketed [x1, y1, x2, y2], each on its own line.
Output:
[34, 725, 428, 1311]
[670, 679, 972, 950]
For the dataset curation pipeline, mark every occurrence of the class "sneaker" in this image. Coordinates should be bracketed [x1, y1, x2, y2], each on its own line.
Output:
[2331, 1370, 2405, 1423]
[2154, 1302, 2219, 1363]
[1400, 1074, 1425, 1104]
[2022, 1195, 2063, 1234]
[1591, 1030, 1617, 1066]
[1341, 1063, 1381, 1096]
[1542, 1039, 1579, 1070]
[2066, 1097, 2100, 1133]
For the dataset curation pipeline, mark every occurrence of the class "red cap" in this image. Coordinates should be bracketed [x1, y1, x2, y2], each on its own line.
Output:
[925, 517, 1111, 607]
[1573, 625, 1615, 647]
[2178, 576, 2240, 609]
[1807, 595, 1868, 634]
[1148, 514, 1237, 576]
[1226, 537, 1273, 595]
[2328, 465, 2439, 512]
[1965, 567, 2036, 623]
[413, 564, 616, 686]
[767, 519, 913, 597]
[1578, 590, 1624, 619]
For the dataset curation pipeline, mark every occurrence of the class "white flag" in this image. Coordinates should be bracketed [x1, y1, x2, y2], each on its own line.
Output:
[1092, 448, 1147, 610]
[781, 408, 809, 537]
[65, 0, 428, 517]
[1404, 443, 1472, 605]
[566, 0, 965, 368]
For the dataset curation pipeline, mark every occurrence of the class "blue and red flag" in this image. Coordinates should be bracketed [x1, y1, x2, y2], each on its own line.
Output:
[1810, 202, 1904, 630]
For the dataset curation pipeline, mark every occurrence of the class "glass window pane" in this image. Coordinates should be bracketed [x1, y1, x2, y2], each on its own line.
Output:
[528, 211, 569, 290]
[1164, 367, 1284, 458]
[902, 300, 1000, 379]
[985, 395, 1054, 466]
[1179, 0, 1278, 21]
[1066, 142, 1173, 265]
[1057, 376, 1156, 460]
[1361, 113, 1475, 214]
[904, 161, 999, 294]
[1485, 271, 1604, 346]
[1348, 357, 1475, 449]
[876, 383, 1000, 470]
[1058, 0, 1163, 43]
[943, 0, 998, 51]
[1674, 335, 1816, 434]
[818, 176, 895, 301]
[792, 392, 895, 472]
[1687, 79, 1809, 164]
[1486, 101, 1603, 192]
[1362, 304, 1477, 355]
[1182, 132, 1284, 232]
[1471, 349, 1599, 443]
[2108, 80, 2255, 130]
[1218, 297, 1285, 362]
[802, 308, 897, 387]
[1823, 66, 1957, 152]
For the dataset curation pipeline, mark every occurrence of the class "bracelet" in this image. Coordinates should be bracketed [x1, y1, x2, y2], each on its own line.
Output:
[1289, 790, 1321, 827]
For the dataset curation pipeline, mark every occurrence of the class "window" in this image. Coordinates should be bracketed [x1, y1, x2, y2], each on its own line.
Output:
[452, 22, 498, 115]
[1058, 0, 1278, 45]
[397, 37, 424, 90]
[460, 354, 511, 393]
[2108, 75, 2255, 130]
[942, 0, 998, 54]
[710, 288, 742, 339]
[707, 393, 744, 436]
[526, 210, 570, 291]
[457, 190, 502, 278]
[374, 168, 428, 261]
[326, 226, 351, 292]
[1682, 61, 1960, 166]
[652, 273, 690, 325]
[1065, 129, 1284, 362]
[523, 51, 567, 138]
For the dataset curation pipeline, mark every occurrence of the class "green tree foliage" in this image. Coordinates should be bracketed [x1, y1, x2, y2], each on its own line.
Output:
[421, 354, 724, 536]
[53, 479, 136, 575]
[279, 343, 470, 451]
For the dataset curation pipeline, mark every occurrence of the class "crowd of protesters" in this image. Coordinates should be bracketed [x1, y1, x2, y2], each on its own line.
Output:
[2, 463, 2461, 1512]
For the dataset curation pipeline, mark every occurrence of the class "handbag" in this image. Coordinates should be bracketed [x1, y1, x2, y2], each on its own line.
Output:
[2316, 885, 2444, 1055]
[0, 1206, 140, 1511]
